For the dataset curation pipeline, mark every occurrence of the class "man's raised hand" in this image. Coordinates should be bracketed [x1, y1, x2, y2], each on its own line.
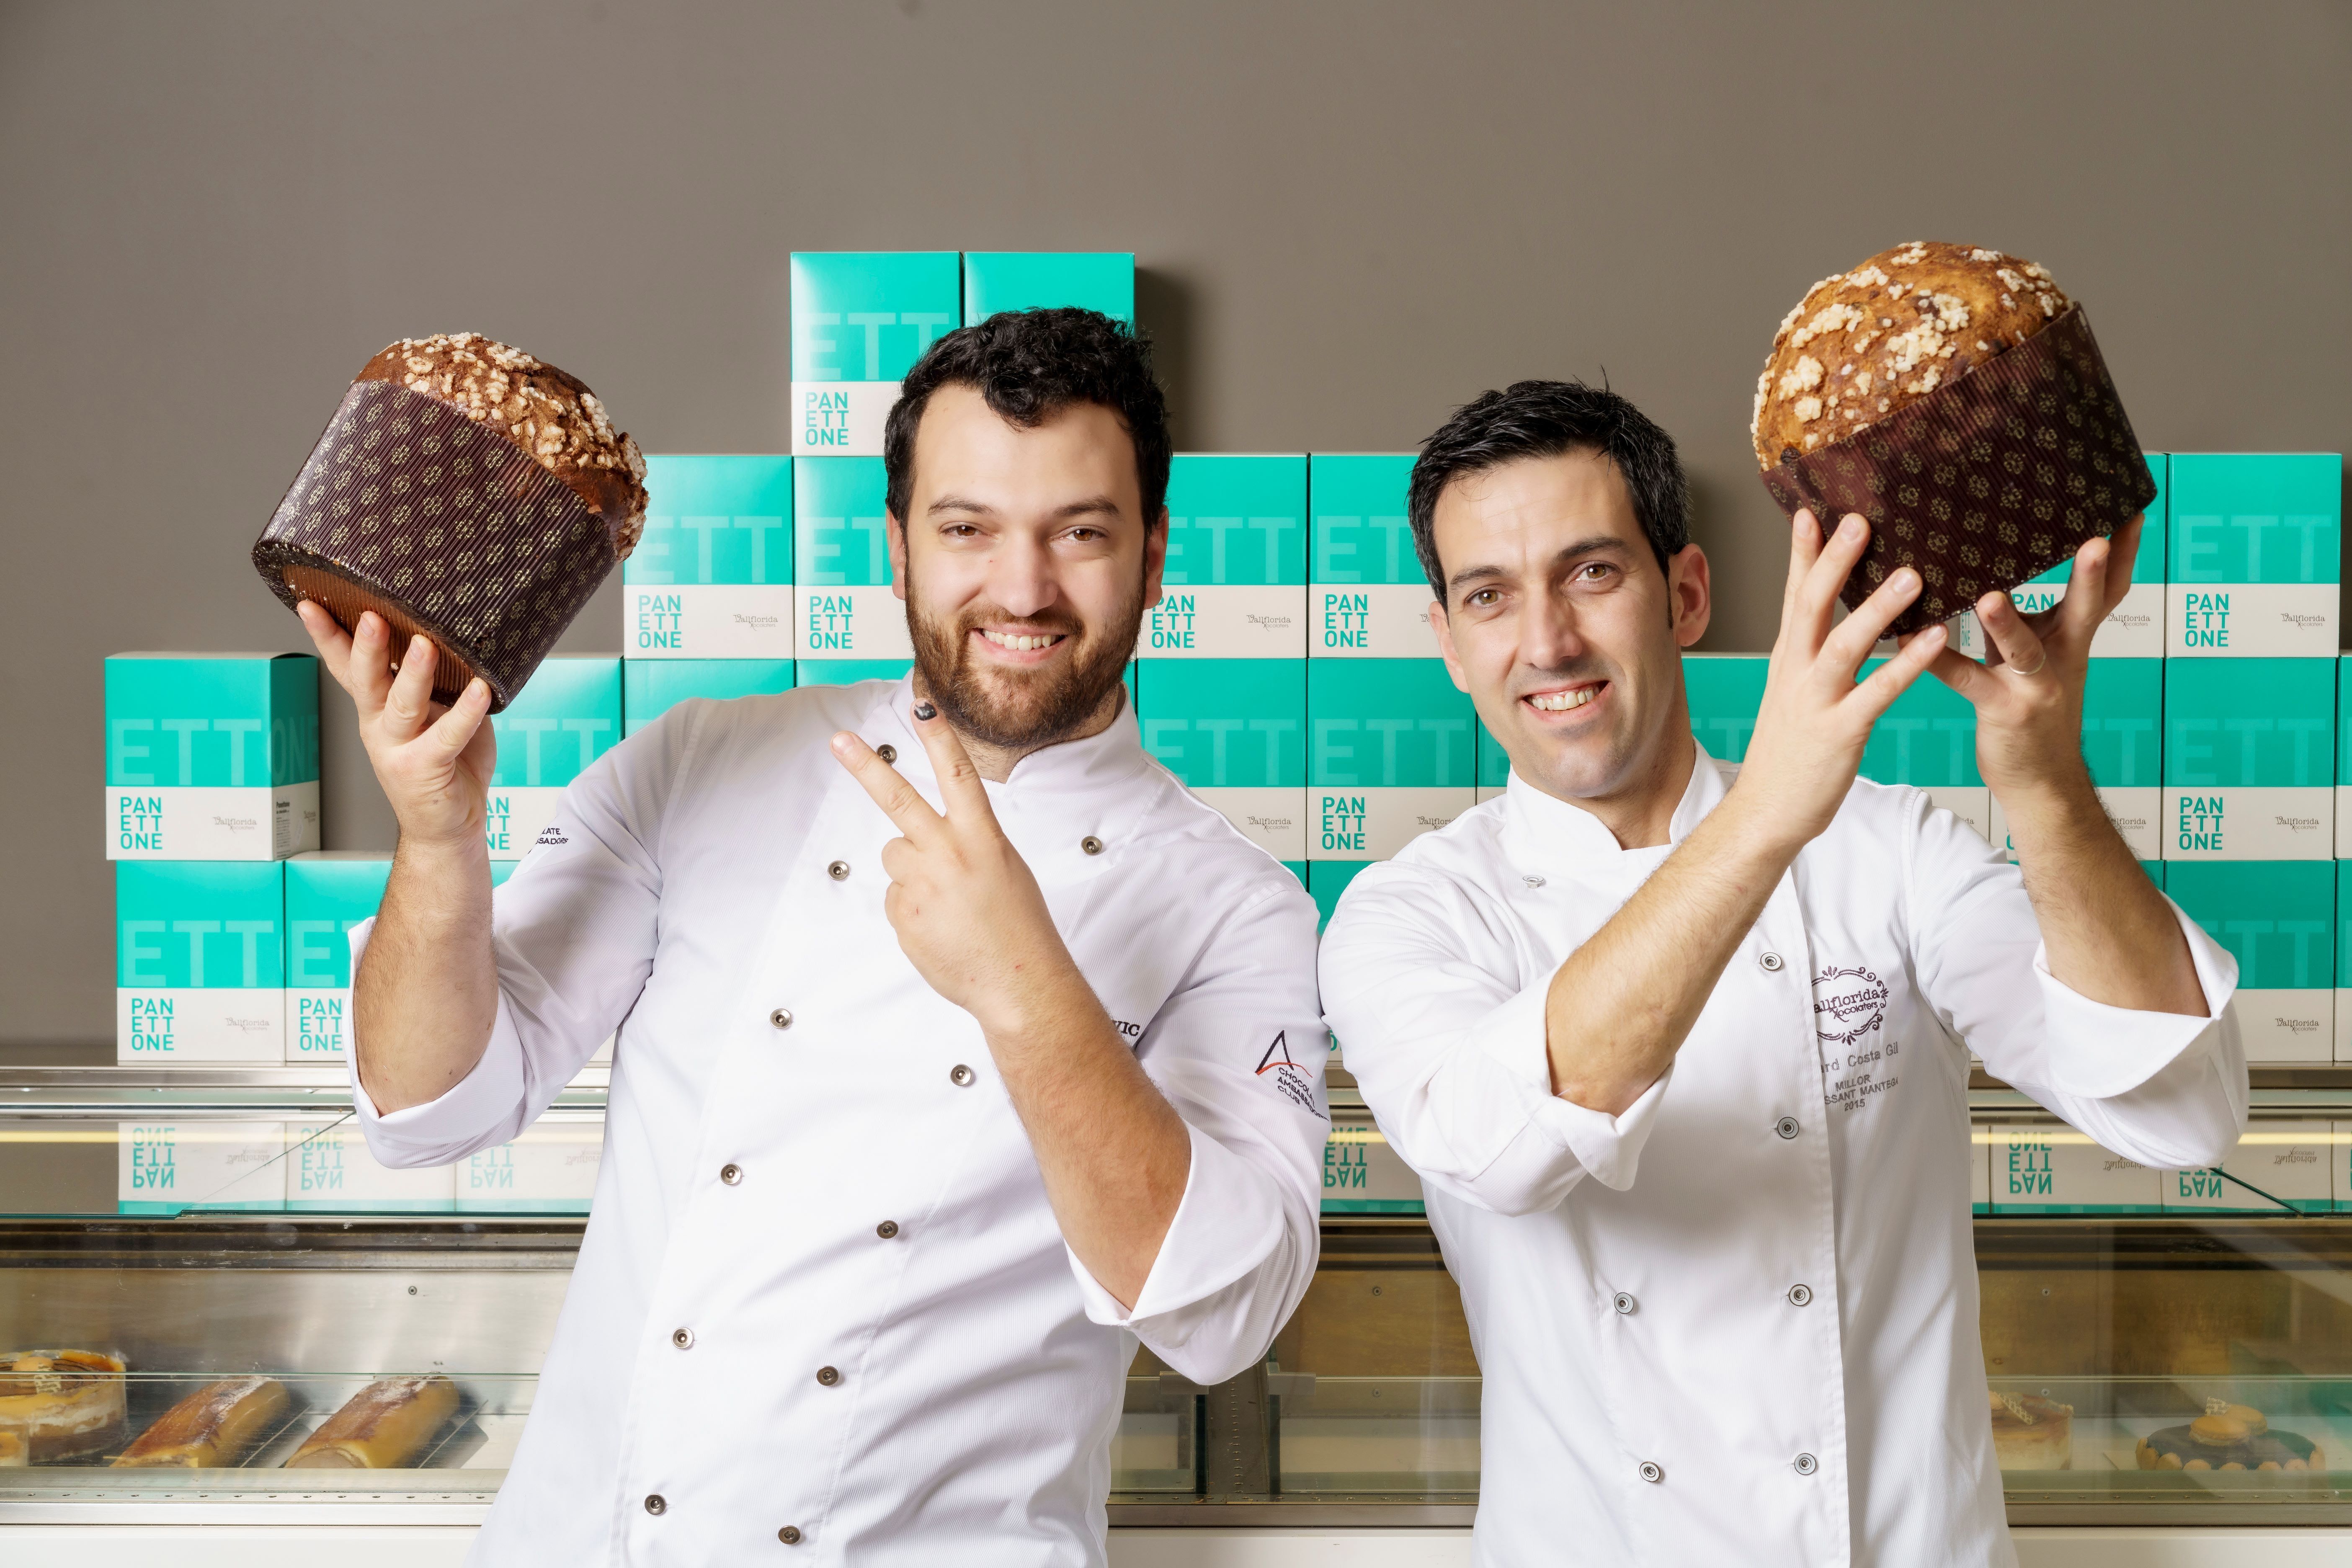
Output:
[295, 603, 495, 851]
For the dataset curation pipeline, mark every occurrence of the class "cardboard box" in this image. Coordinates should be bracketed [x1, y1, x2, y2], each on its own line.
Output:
[1944, 454, 2170, 661]
[487, 656, 621, 859]
[456, 1116, 603, 1214]
[1309, 658, 1475, 860]
[623, 456, 793, 660]
[1687, 653, 1769, 771]
[789, 252, 960, 457]
[105, 654, 320, 860]
[1309, 455, 1439, 658]
[1322, 1124, 1425, 1215]
[283, 853, 390, 1064]
[2165, 859, 2333, 1061]
[2165, 453, 2340, 657]
[2162, 1121, 2334, 1214]
[1985, 659, 2163, 861]
[794, 456, 912, 671]
[286, 1119, 455, 1213]
[622, 659, 796, 736]
[1857, 657, 1989, 840]
[2337, 653, 2352, 853]
[1308, 859, 1370, 933]
[1141, 455, 1307, 660]
[1137, 659, 1305, 863]
[961, 251, 1135, 326]
[1970, 1126, 1991, 1215]
[1989, 1124, 2163, 1213]
[2338, 858, 2352, 1064]
[116, 862, 284, 1064]
[117, 1121, 285, 1214]
[2161, 658, 2332, 859]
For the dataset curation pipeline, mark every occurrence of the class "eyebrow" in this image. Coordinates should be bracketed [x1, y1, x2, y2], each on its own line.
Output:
[925, 493, 1127, 522]
[1446, 534, 1632, 592]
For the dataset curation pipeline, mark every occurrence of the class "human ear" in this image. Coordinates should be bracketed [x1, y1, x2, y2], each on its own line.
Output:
[1668, 543, 1711, 648]
[887, 513, 910, 604]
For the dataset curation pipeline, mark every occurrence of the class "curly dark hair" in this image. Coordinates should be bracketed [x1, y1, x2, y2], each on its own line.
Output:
[1408, 379, 1691, 604]
[884, 307, 1172, 528]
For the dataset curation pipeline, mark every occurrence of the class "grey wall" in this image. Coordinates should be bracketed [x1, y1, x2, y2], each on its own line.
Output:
[3, 0, 2347, 1046]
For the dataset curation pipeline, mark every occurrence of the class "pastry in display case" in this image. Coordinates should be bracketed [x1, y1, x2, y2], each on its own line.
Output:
[283, 1376, 460, 1469]
[112, 1376, 291, 1468]
[0, 1350, 128, 1465]
[1991, 1390, 2074, 1470]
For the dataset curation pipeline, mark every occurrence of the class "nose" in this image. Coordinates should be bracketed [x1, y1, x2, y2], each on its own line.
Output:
[986, 531, 1060, 621]
[1522, 585, 1587, 671]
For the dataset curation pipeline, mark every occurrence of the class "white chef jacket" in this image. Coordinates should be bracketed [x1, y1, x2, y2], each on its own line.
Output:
[351, 677, 1329, 1566]
[1320, 747, 2247, 1568]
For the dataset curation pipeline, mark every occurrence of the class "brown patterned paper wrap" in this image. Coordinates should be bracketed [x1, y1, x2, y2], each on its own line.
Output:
[253, 379, 616, 712]
[1758, 306, 2157, 639]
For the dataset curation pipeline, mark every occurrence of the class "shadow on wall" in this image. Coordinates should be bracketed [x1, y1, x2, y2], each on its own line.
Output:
[1135, 266, 1201, 454]
[1688, 470, 1782, 653]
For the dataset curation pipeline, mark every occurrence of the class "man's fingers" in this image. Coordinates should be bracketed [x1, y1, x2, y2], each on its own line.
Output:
[1977, 589, 2055, 676]
[1779, 509, 1823, 626]
[423, 679, 493, 760]
[1847, 624, 1947, 721]
[1794, 513, 1871, 646]
[2106, 515, 2141, 600]
[295, 601, 357, 694]
[2053, 535, 2110, 646]
[1816, 565, 1921, 683]
[379, 635, 441, 741]
[909, 699, 999, 830]
[828, 730, 946, 843]
[346, 611, 396, 716]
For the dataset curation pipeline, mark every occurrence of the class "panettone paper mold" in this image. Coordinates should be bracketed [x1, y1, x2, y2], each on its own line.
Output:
[1760, 306, 2158, 639]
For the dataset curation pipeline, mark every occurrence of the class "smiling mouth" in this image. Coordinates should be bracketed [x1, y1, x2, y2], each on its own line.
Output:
[1526, 683, 1602, 713]
[978, 629, 1068, 653]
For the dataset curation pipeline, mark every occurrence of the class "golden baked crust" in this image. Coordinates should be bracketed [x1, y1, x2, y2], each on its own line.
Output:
[115, 1376, 290, 1468]
[283, 1375, 458, 1469]
[356, 333, 647, 556]
[1753, 242, 2071, 470]
[0, 1349, 129, 1464]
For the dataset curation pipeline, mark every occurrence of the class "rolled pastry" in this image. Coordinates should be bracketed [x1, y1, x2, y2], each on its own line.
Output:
[284, 1375, 458, 1469]
[114, 1377, 291, 1467]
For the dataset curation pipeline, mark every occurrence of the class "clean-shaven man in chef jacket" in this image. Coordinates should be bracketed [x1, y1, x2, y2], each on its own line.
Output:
[294, 309, 1330, 1564]
[1319, 380, 2248, 1566]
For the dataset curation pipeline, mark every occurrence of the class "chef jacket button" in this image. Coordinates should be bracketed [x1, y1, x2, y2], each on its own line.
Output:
[645, 1493, 667, 1515]
[1794, 1452, 1819, 1476]
[770, 1008, 794, 1031]
[876, 743, 897, 763]
[1612, 1292, 1636, 1315]
[721, 1163, 743, 1186]
[877, 1220, 900, 1239]
[1081, 835, 1105, 856]
[950, 1063, 976, 1087]
[1774, 1116, 1800, 1140]
[1638, 1460, 1663, 1484]
[816, 1365, 841, 1387]
[671, 1327, 694, 1349]
[1787, 1283, 1813, 1308]
[827, 859, 851, 881]
[779, 1524, 805, 1545]
[1758, 951, 1785, 973]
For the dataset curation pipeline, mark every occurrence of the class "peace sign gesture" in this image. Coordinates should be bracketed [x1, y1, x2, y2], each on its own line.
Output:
[830, 700, 1084, 1034]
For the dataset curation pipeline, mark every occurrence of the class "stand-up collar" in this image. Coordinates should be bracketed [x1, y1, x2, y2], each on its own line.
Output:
[1501, 742, 1729, 877]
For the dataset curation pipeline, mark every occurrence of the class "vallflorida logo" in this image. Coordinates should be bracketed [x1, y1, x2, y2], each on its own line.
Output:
[1813, 964, 1889, 1047]
[1256, 1030, 1326, 1118]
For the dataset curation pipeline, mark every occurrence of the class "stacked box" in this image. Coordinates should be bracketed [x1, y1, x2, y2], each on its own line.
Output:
[623, 456, 794, 660]
[1143, 455, 1308, 660]
[117, 1121, 285, 1215]
[487, 657, 621, 857]
[2165, 454, 2339, 658]
[1949, 454, 2170, 661]
[789, 252, 960, 457]
[1988, 1125, 2162, 1214]
[1686, 653, 1769, 772]
[104, 654, 320, 860]
[1309, 455, 1439, 658]
[1988, 658, 2165, 864]
[116, 862, 285, 1063]
[794, 455, 913, 686]
[1857, 658, 1990, 841]
[2339, 859, 2352, 1064]
[1308, 658, 1474, 869]
[2161, 659, 2332, 860]
[2166, 859, 2333, 1062]
[286, 1119, 455, 1213]
[457, 1117, 604, 1214]
[962, 251, 1135, 327]
[2163, 1122, 2334, 1214]
[284, 853, 390, 1064]
[622, 659, 796, 736]
[1139, 660, 1305, 878]
[1322, 1125, 1425, 1215]
[1970, 1127, 1991, 1215]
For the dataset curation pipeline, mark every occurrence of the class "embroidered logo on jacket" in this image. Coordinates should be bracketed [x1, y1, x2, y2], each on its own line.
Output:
[1813, 964, 1888, 1046]
[1256, 1031, 1327, 1119]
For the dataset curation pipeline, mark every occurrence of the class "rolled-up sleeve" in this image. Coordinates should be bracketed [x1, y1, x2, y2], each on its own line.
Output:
[1907, 792, 2249, 1171]
[1065, 874, 1328, 1387]
[1320, 860, 1670, 1219]
[351, 704, 694, 1169]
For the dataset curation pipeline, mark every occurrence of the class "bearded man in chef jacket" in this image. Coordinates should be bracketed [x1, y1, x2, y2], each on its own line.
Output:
[1319, 379, 2247, 1567]
[295, 309, 1330, 1565]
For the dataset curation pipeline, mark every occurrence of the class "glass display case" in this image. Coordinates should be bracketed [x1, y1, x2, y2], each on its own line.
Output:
[3, 1067, 2351, 1539]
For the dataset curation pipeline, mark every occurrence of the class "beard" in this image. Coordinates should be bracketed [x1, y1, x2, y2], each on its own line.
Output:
[904, 570, 1145, 751]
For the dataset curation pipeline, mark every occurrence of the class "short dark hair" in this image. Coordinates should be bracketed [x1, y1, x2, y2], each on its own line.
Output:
[1408, 379, 1691, 603]
[885, 307, 1172, 529]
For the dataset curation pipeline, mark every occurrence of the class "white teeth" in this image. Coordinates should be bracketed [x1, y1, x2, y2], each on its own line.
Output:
[1528, 687, 1599, 712]
[982, 630, 1062, 652]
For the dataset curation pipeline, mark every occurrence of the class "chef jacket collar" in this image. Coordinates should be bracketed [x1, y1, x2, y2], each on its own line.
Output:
[863, 675, 1154, 803]
[1500, 740, 1728, 879]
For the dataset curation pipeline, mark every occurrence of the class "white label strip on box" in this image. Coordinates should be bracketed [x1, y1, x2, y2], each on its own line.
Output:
[458, 1120, 603, 1212]
[624, 585, 797, 659]
[105, 783, 320, 861]
[1309, 583, 1442, 657]
[118, 1121, 287, 1213]
[1992, 1127, 2162, 1212]
[1970, 1129, 1992, 1211]
[2336, 994, 2352, 1064]
[1991, 788, 2161, 862]
[1137, 586, 1308, 658]
[1323, 1126, 1426, 1211]
[287, 987, 351, 1063]
[2159, 787, 2334, 860]
[286, 1122, 456, 1211]
[1192, 787, 1308, 862]
[789, 379, 897, 458]
[2236, 989, 2334, 1063]
[795, 583, 914, 661]
[1313, 787, 1475, 861]
[486, 786, 570, 861]
[2338, 785, 2352, 853]
[1950, 581, 2166, 660]
[1924, 786, 1992, 844]
[2166, 583, 2338, 658]
[117, 989, 284, 1064]
[2163, 1122, 2334, 1212]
